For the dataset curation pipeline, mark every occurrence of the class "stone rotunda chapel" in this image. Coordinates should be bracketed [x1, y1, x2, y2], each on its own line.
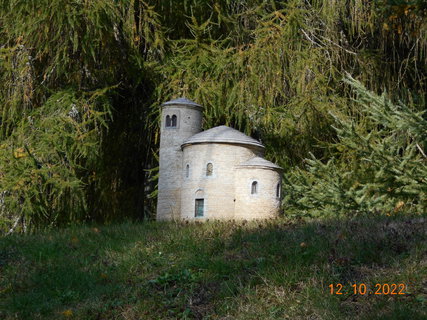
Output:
[156, 98, 283, 221]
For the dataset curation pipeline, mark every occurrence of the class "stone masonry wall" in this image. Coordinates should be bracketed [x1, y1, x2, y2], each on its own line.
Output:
[234, 167, 281, 220]
[180, 143, 263, 220]
[156, 105, 202, 220]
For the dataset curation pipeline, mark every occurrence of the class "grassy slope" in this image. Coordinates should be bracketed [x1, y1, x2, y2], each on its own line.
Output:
[0, 215, 426, 319]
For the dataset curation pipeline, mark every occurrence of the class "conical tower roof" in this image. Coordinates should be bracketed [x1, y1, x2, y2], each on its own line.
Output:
[238, 156, 282, 170]
[182, 125, 264, 150]
[162, 97, 203, 109]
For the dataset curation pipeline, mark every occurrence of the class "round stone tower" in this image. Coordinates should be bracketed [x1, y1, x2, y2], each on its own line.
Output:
[156, 98, 203, 220]
[234, 157, 283, 220]
[180, 126, 265, 220]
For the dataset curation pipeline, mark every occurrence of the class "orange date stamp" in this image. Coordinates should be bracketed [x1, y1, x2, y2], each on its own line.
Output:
[329, 283, 407, 295]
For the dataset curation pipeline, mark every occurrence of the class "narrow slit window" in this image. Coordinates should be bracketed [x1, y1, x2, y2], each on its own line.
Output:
[165, 115, 171, 127]
[251, 181, 258, 194]
[195, 199, 204, 217]
[185, 164, 190, 178]
[171, 114, 177, 127]
[276, 183, 281, 198]
[206, 163, 213, 176]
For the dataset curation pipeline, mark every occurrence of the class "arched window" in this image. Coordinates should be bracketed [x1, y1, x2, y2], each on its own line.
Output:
[185, 164, 190, 178]
[251, 181, 258, 194]
[195, 199, 204, 217]
[171, 114, 177, 127]
[206, 163, 213, 176]
[195, 189, 205, 218]
[165, 115, 171, 127]
[276, 183, 281, 198]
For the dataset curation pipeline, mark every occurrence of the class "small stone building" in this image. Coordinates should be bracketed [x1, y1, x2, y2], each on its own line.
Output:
[156, 97, 282, 221]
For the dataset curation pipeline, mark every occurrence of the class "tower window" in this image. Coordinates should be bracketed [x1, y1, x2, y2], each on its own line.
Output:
[251, 181, 258, 194]
[206, 163, 213, 176]
[165, 114, 177, 128]
[276, 183, 281, 198]
[195, 199, 204, 217]
[165, 115, 171, 127]
[185, 164, 190, 178]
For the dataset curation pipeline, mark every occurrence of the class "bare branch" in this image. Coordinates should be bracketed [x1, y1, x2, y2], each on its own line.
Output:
[416, 143, 427, 158]
[7, 215, 22, 236]
[317, 34, 357, 55]
[300, 29, 321, 47]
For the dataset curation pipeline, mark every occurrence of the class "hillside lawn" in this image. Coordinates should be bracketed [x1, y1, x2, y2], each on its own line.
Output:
[0, 215, 426, 319]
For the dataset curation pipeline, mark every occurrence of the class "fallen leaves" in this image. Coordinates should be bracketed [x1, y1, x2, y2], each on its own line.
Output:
[61, 309, 73, 317]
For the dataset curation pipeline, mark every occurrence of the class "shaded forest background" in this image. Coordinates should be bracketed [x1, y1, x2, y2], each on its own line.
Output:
[0, 0, 426, 233]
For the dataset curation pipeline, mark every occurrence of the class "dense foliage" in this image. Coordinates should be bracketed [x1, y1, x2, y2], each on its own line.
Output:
[0, 0, 426, 232]
[285, 76, 427, 216]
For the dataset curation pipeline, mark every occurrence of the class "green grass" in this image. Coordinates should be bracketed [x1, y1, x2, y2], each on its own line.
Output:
[0, 215, 426, 319]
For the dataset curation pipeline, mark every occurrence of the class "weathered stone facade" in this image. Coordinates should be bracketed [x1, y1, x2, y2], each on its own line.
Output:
[156, 98, 282, 221]
[157, 99, 203, 220]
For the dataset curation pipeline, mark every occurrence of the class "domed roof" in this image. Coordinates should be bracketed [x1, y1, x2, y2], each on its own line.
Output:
[238, 156, 282, 170]
[182, 125, 264, 150]
[162, 97, 203, 109]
